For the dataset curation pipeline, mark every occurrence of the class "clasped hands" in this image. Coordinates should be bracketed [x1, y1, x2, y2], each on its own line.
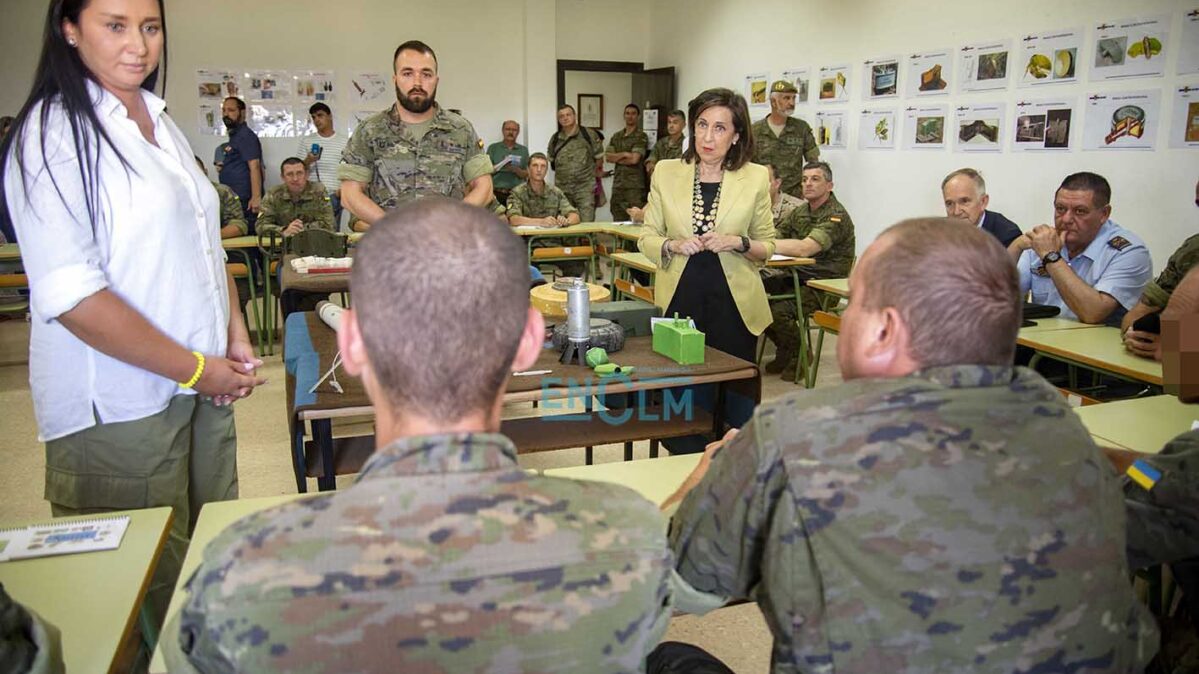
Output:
[1014, 224, 1064, 258]
[540, 215, 572, 227]
[669, 232, 743, 256]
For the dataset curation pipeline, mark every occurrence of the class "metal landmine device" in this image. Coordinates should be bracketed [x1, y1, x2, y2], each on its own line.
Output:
[559, 278, 591, 365]
[652, 314, 705, 365]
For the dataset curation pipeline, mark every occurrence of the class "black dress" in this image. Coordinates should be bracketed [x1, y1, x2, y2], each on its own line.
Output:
[661, 180, 757, 454]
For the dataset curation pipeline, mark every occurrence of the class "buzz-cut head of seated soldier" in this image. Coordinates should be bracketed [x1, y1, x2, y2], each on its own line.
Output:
[1054, 171, 1112, 257]
[838, 218, 1020, 381]
[339, 198, 544, 431]
[941, 168, 989, 226]
[280, 157, 308, 196]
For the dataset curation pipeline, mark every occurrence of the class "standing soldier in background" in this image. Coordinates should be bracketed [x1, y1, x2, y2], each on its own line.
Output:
[751, 80, 819, 199]
[645, 109, 686, 178]
[339, 40, 493, 231]
[548, 103, 603, 222]
[605, 103, 648, 221]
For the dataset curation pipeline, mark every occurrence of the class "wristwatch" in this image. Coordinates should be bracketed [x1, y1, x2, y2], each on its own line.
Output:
[1041, 251, 1062, 267]
[738, 235, 751, 253]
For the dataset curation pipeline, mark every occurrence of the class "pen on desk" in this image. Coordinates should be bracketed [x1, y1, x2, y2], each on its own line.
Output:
[513, 369, 553, 376]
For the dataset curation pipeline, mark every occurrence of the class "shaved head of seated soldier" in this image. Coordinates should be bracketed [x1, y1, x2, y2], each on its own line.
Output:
[340, 197, 544, 429]
[838, 217, 1019, 380]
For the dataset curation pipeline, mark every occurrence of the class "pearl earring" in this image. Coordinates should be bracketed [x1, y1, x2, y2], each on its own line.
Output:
[67, 38, 77, 46]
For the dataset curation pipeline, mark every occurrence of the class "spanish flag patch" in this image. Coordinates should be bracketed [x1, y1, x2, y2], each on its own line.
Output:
[1127, 458, 1161, 491]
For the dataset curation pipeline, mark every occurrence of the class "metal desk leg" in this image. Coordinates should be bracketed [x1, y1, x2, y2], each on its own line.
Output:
[313, 419, 336, 492]
[291, 422, 309, 493]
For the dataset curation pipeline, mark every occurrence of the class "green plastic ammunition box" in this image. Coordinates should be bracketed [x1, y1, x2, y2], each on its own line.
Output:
[652, 316, 705, 365]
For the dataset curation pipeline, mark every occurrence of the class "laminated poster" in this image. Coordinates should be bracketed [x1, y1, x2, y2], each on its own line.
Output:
[197, 102, 225, 136]
[958, 40, 1011, 93]
[1081, 90, 1160, 150]
[248, 103, 295, 138]
[906, 50, 953, 97]
[953, 102, 1006, 152]
[1090, 16, 1168, 81]
[781, 68, 812, 104]
[745, 72, 770, 108]
[1018, 28, 1083, 87]
[858, 108, 897, 150]
[1168, 85, 1199, 149]
[348, 72, 390, 106]
[903, 104, 948, 150]
[814, 110, 847, 149]
[817, 65, 851, 104]
[243, 70, 290, 102]
[293, 70, 336, 103]
[1011, 98, 1076, 152]
[862, 56, 900, 100]
[196, 69, 240, 99]
[1178, 9, 1199, 76]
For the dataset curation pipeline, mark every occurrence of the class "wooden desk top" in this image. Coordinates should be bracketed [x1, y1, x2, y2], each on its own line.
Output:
[1076, 395, 1195, 454]
[1017, 326, 1162, 385]
[545, 454, 700, 506]
[2, 508, 172, 674]
[609, 251, 657, 274]
[806, 277, 848, 297]
[0, 243, 20, 262]
[220, 235, 259, 250]
[513, 223, 611, 237]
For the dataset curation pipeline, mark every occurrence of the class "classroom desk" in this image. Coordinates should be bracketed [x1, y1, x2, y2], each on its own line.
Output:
[148, 495, 309, 674]
[1016, 326, 1163, 386]
[284, 311, 760, 491]
[1075, 395, 1195, 454]
[1, 507, 173, 674]
[514, 223, 605, 281]
[805, 277, 848, 298]
[544, 453, 700, 507]
[0, 243, 21, 262]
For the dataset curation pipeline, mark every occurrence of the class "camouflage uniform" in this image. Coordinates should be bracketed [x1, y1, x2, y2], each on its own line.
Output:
[548, 127, 603, 223]
[751, 116, 819, 199]
[647, 134, 684, 166]
[506, 181, 578, 221]
[1121, 429, 1199, 575]
[606, 128, 648, 221]
[164, 433, 673, 673]
[1141, 233, 1199, 309]
[339, 104, 492, 211]
[0, 583, 64, 674]
[766, 192, 855, 374]
[670, 365, 1159, 674]
[254, 180, 335, 237]
[211, 182, 248, 237]
[771, 191, 804, 227]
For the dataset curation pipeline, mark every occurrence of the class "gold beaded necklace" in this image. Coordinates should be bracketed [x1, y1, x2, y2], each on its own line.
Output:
[692, 165, 722, 235]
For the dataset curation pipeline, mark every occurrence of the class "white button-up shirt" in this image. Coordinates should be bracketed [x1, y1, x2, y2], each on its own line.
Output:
[4, 83, 229, 441]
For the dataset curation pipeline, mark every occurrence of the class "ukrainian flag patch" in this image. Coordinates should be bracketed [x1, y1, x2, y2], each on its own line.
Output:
[1128, 459, 1161, 491]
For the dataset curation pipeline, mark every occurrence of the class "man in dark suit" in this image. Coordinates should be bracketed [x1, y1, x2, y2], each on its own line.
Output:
[942, 168, 1021, 247]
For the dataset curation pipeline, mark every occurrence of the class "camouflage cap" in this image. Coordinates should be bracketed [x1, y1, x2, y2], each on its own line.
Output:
[771, 79, 798, 94]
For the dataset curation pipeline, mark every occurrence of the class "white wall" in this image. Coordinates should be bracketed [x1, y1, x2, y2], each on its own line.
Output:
[647, 0, 1197, 271]
[556, 0, 650, 63]
[564, 70, 633, 220]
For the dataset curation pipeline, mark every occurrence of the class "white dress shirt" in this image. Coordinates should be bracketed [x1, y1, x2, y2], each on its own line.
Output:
[4, 82, 229, 441]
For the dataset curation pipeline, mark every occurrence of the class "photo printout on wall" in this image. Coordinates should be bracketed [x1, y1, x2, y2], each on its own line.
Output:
[862, 56, 900, 100]
[953, 102, 1006, 152]
[903, 104, 949, 150]
[906, 50, 953, 97]
[1018, 28, 1083, 87]
[1090, 16, 1169, 81]
[858, 108, 897, 150]
[1011, 98, 1076, 152]
[1081, 90, 1161, 150]
[959, 40, 1012, 93]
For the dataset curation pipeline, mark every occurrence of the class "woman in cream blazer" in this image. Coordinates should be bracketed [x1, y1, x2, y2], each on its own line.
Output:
[637, 89, 776, 363]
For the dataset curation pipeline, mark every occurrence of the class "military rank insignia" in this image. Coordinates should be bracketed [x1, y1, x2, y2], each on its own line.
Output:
[829, 216, 842, 223]
[1127, 458, 1160, 491]
[1108, 236, 1132, 251]
[1033, 264, 1051, 277]
[477, 138, 485, 150]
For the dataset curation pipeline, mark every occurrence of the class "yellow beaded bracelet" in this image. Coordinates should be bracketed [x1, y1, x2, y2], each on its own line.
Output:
[179, 351, 205, 389]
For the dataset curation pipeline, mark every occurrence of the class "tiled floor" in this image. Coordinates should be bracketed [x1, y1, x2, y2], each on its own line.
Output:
[0, 313, 844, 673]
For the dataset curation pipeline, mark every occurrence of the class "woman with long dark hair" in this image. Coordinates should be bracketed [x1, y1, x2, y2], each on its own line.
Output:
[0, 0, 264, 629]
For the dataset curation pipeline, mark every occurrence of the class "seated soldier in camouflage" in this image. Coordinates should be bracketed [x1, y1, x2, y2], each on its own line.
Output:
[162, 199, 672, 673]
[255, 157, 335, 239]
[1106, 266, 1199, 670]
[194, 156, 247, 239]
[1122, 178, 1199, 359]
[508, 152, 585, 278]
[764, 161, 855, 380]
[662, 218, 1157, 674]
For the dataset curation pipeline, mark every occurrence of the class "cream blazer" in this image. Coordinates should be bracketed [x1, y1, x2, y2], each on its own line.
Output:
[636, 159, 777, 334]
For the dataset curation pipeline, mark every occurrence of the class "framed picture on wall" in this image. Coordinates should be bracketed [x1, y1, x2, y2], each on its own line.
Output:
[578, 94, 604, 129]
